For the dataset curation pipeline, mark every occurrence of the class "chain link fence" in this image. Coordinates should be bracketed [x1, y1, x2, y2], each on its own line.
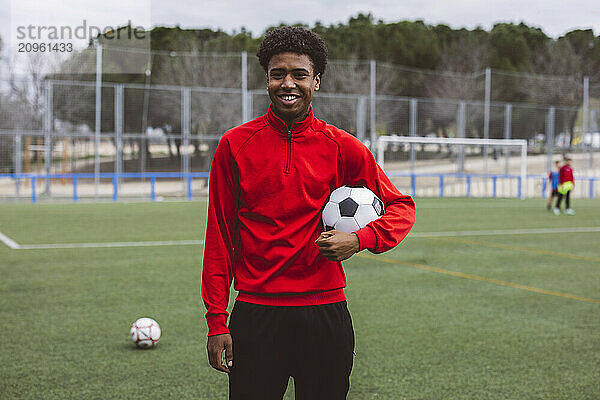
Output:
[0, 51, 598, 200]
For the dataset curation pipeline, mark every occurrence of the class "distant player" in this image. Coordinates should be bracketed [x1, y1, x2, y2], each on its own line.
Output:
[547, 160, 561, 210]
[201, 26, 415, 399]
[554, 157, 575, 215]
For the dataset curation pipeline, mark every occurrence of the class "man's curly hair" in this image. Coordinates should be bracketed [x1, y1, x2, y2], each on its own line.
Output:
[257, 26, 328, 77]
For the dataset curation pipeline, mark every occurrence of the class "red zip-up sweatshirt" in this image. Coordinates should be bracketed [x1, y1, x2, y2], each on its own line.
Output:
[559, 165, 574, 185]
[201, 105, 416, 336]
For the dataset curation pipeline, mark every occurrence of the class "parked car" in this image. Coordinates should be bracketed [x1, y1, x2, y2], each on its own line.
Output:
[555, 132, 571, 148]
[582, 132, 600, 148]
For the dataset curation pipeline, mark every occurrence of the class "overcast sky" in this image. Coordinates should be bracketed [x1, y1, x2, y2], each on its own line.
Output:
[150, 0, 600, 38]
[2, 0, 599, 42]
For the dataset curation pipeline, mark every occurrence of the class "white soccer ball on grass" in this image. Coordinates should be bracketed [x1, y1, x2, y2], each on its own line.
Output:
[130, 317, 161, 349]
[322, 186, 384, 233]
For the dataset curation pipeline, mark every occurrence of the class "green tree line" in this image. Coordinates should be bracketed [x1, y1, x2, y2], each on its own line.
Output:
[53, 13, 600, 85]
[161, 14, 599, 75]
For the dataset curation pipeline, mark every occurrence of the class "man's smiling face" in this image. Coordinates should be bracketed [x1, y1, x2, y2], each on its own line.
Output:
[267, 52, 320, 126]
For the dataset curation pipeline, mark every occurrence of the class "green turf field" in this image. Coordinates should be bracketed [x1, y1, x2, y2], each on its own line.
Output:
[1, 198, 598, 399]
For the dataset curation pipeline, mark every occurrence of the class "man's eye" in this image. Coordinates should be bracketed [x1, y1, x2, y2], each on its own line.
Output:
[271, 73, 284, 79]
[294, 73, 308, 79]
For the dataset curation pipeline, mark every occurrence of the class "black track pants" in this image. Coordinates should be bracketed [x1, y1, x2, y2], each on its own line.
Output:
[556, 190, 571, 209]
[228, 300, 355, 400]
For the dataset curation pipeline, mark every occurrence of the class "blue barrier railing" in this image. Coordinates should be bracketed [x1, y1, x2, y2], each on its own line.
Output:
[0, 172, 210, 203]
[385, 172, 597, 200]
[0, 172, 596, 203]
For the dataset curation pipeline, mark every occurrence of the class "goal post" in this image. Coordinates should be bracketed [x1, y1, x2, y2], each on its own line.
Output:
[376, 136, 528, 199]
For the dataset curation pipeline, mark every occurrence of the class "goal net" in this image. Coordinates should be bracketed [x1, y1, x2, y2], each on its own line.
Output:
[376, 136, 528, 199]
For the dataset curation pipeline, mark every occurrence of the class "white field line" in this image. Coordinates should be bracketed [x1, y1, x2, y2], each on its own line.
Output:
[410, 226, 600, 238]
[0, 231, 20, 249]
[17, 240, 205, 249]
[417, 203, 599, 209]
[0, 234, 204, 250]
[1, 227, 599, 250]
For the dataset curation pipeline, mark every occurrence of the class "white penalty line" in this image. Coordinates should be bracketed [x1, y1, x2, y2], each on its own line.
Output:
[0, 231, 20, 249]
[2, 226, 600, 249]
[18, 240, 205, 249]
[0, 233, 204, 250]
[410, 226, 600, 238]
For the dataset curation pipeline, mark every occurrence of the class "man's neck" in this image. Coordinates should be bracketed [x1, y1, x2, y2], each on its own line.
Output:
[273, 109, 310, 130]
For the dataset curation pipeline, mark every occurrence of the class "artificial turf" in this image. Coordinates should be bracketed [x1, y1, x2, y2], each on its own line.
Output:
[0, 198, 598, 399]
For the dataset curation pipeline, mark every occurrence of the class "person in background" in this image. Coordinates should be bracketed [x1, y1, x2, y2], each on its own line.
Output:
[554, 157, 575, 216]
[547, 160, 561, 210]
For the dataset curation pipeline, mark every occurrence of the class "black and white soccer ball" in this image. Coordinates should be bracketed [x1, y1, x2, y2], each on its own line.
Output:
[322, 186, 384, 233]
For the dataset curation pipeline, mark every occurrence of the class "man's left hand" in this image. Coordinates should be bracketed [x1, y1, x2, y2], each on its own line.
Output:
[315, 230, 360, 261]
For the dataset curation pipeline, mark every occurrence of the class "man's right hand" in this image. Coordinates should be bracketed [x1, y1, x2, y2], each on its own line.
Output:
[207, 333, 233, 373]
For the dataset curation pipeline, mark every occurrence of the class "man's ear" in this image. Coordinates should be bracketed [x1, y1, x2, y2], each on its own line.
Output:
[314, 73, 321, 91]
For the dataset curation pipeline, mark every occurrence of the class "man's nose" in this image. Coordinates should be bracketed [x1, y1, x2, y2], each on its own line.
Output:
[281, 74, 295, 88]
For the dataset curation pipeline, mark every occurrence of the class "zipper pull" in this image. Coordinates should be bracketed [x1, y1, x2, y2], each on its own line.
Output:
[287, 130, 291, 141]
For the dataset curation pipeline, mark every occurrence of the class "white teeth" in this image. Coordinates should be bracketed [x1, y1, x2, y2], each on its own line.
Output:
[282, 95, 297, 101]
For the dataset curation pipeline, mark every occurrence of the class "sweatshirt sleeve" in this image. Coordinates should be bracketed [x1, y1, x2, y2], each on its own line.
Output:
[341, 135, 416, 253]
[201, 136, 238, 336]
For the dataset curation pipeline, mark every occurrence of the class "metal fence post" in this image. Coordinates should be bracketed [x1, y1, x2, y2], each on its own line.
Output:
[483, 67, 491, 177]
[409, 98, 417, 174]
[14, 133, 22, 196]
[115, 84, 124, 196]
[583, 76, 591, 173]
[43, 80, 53, 195]
[357, 96, 367, 141]
[241, 51, 248, 122]
[369, 60, 376, 154]
[94, 41, 102, 199]
[504, 103, 512, 175]
[456, 101, 466, 173]
[546, 106, 555, 172]
[182, 87, 191, 194]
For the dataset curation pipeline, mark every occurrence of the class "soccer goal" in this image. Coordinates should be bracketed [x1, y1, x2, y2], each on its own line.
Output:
[376, 136, 528, 199]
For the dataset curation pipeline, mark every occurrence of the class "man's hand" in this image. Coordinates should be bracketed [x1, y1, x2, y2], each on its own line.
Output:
[207, 333, 233, 373]
[315, 230, 360, 261]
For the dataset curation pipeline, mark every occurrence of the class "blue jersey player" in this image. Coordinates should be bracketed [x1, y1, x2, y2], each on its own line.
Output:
[547, 160, 560, 210]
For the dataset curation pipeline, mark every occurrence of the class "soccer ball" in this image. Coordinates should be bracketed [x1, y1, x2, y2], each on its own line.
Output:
[322, 186, 384, 233]
[130, 317, 161, 349]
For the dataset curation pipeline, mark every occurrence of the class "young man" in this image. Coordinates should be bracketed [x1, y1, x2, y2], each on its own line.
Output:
[201, 26, 415, 399]
[554, 157, 575, 215]
[547, 160, 561, 210]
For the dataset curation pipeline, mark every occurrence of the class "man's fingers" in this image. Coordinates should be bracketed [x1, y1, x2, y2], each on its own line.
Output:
[207, 335, 232, 374]
[208, 348, 230, 373]
[315, 231, 335, 244]
[208, 348, 220, 369]
[315, 237, 329, 245]
[317, 243, 331, 251]
[217, 363, 231, 374]
[215, 363, 230, 373]
[225, 338, 233, 368]
[317, 246, 335, 256]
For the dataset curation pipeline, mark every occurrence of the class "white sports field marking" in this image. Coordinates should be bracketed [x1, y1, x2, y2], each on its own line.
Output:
[17, 240, 205, 249]
[0, 231, 20, 249]
[0, 235, 204, 250]
[416, 203, 596, 209]
[417, 204, 541, 209]
[410, 226, 600, 238]
[2, 227, 598, 250]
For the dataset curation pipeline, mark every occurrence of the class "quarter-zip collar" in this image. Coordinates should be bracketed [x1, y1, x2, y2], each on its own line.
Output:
[265, 103, 315, 137]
